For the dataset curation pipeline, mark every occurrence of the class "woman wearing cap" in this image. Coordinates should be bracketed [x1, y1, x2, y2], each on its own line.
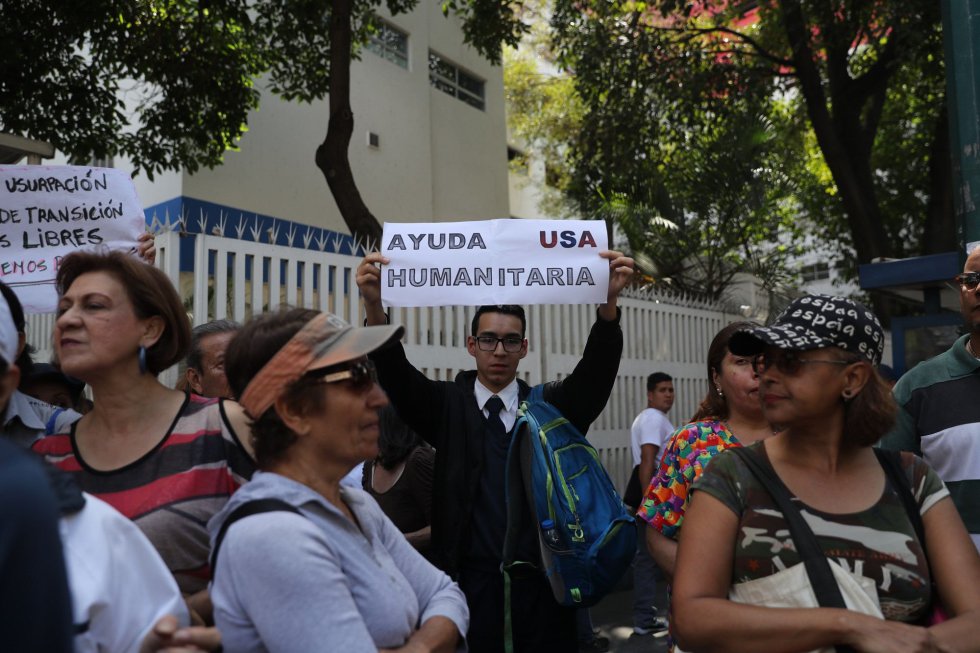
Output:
[210, 308, 467, 653]
[671, 295, 980, 653]
[33, 250, 255, 625]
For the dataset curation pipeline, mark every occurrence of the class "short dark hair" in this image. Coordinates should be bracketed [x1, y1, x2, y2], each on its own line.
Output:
[376, 405, 423, 470]
[647, 372, 672, 392]
[186, 319, 240, 371]
[0, 280, 35, 379]
[56, 250, 190, 375]
[471, 305, 526, 337]
[845, 360, 897, 446]
[225, 308, 326, 468]
[691, 321, 759, 422]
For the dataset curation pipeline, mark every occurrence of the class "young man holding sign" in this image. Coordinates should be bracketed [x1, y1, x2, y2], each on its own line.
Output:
[356, 248, 633, 653]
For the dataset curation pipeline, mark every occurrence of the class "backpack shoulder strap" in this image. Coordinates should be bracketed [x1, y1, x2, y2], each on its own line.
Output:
[527, 383, 545, 404]
[729, 446, 855, 653]
[210, 499, 302, 574]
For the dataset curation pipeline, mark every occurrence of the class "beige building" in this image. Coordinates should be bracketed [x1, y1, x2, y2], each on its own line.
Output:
[122, 1, 513, 241]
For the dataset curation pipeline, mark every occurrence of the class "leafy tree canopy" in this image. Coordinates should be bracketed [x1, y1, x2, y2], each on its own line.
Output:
[546, 0, 951, 300]
[505, 0, 805, 299]
[0, 0, 527, 180]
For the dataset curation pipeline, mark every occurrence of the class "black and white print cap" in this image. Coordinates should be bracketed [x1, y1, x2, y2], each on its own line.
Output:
[728, 294, 884, 366]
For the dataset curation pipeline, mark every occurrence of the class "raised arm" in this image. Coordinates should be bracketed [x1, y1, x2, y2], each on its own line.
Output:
[355, 254, 449, 448]
[597, 249, 634, 322]
[357, 252, 389, 327]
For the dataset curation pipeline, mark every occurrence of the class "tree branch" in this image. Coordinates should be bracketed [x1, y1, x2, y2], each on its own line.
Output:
[314, 0, 383, 245]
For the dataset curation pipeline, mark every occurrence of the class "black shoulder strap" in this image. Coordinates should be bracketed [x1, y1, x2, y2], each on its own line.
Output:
[873, 449, 926, 548]
[210, 499, 302, 574]
[729, 446, 856, 653]
[872, 448, 936, 622]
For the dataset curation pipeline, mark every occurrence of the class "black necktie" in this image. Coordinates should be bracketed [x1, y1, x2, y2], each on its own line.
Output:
[485, 395, 507, 439]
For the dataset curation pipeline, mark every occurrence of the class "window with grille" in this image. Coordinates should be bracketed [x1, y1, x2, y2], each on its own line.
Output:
[428, 51, 485, 110]
[367, 21, 408, 69]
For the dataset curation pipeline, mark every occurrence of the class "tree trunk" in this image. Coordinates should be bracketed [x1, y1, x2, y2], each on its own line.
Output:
[781, 0, 893, 267]
[314, 0, 384, 248]
[923, 101, 956, 255]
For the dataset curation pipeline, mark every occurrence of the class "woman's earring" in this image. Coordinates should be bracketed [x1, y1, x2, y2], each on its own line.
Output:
[716, 385, 724, 397]
[842, 389, 853, 401]
[138, 346, 148, 375]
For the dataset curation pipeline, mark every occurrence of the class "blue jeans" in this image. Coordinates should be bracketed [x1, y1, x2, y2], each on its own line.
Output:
[632, 519, 659, 629]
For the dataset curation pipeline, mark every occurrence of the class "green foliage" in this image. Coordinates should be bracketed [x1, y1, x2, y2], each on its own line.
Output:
[1, 0, 264, 178]
[546, 0, 948, 295]
[537, 0, 803, 297]
[504, 47, 584, 216]
[780, 17, 947, 275]
[0, 0, 527, 177]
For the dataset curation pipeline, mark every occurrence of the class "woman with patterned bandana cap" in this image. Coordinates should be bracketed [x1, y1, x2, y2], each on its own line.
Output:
[672, 295, 980, 653]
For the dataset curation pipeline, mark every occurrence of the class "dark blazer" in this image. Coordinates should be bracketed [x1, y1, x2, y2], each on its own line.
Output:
[370, 309, 623, 577]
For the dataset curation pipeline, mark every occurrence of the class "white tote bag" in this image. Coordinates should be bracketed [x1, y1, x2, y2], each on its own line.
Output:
[674, 561, 883, 653]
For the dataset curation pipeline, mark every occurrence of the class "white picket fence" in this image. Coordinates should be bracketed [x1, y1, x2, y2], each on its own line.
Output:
[27, 230, 741, 492]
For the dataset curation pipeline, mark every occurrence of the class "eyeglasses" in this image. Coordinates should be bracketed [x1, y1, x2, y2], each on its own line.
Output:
[752, 351, 854, 376]
[953, 272, 980, 291]
[310, 360, 378, 392]
[474, 335, 524, 353]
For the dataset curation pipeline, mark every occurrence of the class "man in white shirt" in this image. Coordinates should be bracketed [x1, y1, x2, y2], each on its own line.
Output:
[629, 372, 674, 636]
[630, 372, 675, 491]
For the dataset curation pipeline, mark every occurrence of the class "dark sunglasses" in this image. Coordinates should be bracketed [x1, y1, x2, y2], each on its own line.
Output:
[752, 351, 853, 376]
[953, 272, 980, 291]
[310, 359, 378, 392]
[474, 335, 524, 353]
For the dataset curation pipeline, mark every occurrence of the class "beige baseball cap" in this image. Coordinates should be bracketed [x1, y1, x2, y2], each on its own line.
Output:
[239, 312, 403, 418]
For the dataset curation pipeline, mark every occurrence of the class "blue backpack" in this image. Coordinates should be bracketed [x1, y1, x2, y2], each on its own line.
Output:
[502, 384, 636, 611]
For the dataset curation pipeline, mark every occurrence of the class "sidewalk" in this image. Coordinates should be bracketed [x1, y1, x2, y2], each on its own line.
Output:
[586, 576, 670, 653]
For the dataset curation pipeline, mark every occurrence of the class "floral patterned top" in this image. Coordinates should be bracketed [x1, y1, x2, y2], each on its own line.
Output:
[637, 419, 741, 538]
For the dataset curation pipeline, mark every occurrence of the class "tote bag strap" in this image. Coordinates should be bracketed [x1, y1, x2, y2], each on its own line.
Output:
[730, 446, 857, 653]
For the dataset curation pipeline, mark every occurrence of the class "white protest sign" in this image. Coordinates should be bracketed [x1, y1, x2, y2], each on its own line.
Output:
[381, 219, 609, 307]
[0, 166, 146, 313]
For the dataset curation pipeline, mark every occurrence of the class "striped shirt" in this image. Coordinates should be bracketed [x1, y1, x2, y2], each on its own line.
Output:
[879, 334, 980, 549]
[33, 394, 255, 593]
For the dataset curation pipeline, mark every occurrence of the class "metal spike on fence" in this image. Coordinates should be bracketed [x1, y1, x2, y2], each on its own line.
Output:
[214, 211, 228, 237]
[285, 223, 297, 247]
[303, 226, 314, 249]
[197, 208, 208, 234]
[235, 215, 247, 239]
[249, 216, 262, 241]
[351, 234, 363, 256]
[149, 213, 162, 234]
[316, 231, 329, 251]
[364, 236, 377, 253]
[268, 219, 280, 244]
[332, 234, 344, 253]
